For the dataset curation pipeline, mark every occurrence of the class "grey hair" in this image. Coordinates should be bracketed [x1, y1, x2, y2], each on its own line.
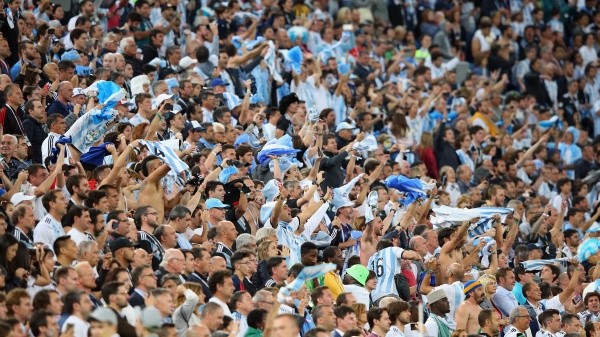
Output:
[507, 199, 523, 210]
[509, 306, 528, 324]
[408, 235, 424, 250]
[256, 227, 276, 243]
[119, 37, 134, 52]
[252, 290, 272, 303]
[198, 302, 223, 319]
[236, 233, 256, 250]
[160, 248, 182, 268]
[151, 80, 166, 95]
[168, 204, 191, 221]
[78, 240, 98, 256]
[378, 296, 400, 309]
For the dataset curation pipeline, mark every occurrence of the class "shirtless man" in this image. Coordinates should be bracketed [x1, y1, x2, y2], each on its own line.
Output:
[360, 211, 385, 266]
[137, 155, 184, 222]
[455, 280, 485, 334]
[438, 221, 469, 276]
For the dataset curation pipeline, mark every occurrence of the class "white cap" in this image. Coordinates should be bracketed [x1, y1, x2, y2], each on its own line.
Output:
[335, 122, 356, 133]
[153, 94, 174, 110]
[72, 87, 85, 97]
[11, 192, 34, 206]
[179, 56, 198, 69]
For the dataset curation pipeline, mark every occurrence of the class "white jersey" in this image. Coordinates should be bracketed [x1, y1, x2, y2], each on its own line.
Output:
[33, 214, 65, 251]
[505, 325, 533, 337]
[368, 247, 405, 301]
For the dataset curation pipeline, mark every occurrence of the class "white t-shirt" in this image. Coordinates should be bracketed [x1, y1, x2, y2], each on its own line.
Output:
[62, 315, 90, 337]
[209, 296, 232, 318]
[34, 214, 65, 251]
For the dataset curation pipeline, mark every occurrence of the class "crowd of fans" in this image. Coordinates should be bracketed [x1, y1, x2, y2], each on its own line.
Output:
[4, 0, 600, 337]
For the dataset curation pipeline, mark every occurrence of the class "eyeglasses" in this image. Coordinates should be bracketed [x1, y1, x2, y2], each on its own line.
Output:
[259, 300, 274, 305]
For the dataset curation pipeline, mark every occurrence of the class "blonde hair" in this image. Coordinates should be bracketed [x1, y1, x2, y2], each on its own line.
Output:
[478, 274, 497, 299]
[351, 303, 367, 323]
[257, 240, 275, 261]
[174, 282, 204, 307]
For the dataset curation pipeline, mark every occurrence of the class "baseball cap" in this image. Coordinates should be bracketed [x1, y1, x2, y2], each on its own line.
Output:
[141, 307, 163, 332]
[153, 94, 174, 110]
[205, 198, 230, 209]
[110, 237, 134, 253]
[89, 307, 118, 325]
[72, 88, 85, 97]
[527, 243, 542, 251]
[335, 122, 357, 133]
[10, 192, 35, 206]
[179, 56, 197, 69]
[210, 78, 230, 88]
[185, 121, 205, 133]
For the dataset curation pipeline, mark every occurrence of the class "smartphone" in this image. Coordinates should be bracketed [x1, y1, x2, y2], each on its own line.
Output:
[94, 39, 99, 49]
[163, 103, 173, 111]
[573, 293, 582, 305]
[48, 28, 55, 35]
[342, 24, 353, 31]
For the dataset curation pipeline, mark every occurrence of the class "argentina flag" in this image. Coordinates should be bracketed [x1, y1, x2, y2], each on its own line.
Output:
[385, 175, 435, 206]
[468, 217, 496, 238]
[432, 205, 512, 224]
[538, 116, 562, 131]
[139, 140, 189, 174]
[277, 263, 337, 302]
[521, 257, 571, 272]
[65, 81, 124, 153]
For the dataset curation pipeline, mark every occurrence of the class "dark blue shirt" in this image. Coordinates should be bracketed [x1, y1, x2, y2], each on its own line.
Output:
[47, 99, 72, 117]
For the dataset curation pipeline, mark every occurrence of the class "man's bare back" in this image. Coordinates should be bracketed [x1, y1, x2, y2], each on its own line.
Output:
[139, 181, 165, 222]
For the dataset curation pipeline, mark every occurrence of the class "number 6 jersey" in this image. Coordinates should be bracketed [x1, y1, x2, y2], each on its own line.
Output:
[367, 246, 406, 302]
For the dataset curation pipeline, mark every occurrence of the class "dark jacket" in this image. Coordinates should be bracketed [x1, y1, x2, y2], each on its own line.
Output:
[434, 121, 460, 169]
[124, 54, 144, 77]
[0, 104, 25, 136]
[129, 290, 145, 309]
[320, 150, 349, 190]
[524, 70, 552, 107]
[142, 44, 160, 64]
[22, 116, 47, 163]
[109, 307, 137, 337]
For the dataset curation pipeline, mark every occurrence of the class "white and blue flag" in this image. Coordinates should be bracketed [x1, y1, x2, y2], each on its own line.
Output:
[139, 140, 189, 174]
[65, 81, 124, 153]
[521, 257, 571, 272]
[277, 263, 337, 303]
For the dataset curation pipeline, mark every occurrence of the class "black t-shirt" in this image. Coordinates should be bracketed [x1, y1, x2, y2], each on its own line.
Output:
[276, 115, 292, 135]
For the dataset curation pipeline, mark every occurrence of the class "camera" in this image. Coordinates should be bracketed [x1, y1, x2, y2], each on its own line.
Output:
[187, 173, 205, 186]
[48, 28, 55, 35]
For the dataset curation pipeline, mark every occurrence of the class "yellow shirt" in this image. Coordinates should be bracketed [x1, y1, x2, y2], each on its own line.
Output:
[323, 271, 344, 300]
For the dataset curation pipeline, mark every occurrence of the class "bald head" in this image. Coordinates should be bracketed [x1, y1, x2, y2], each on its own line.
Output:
[185, 324, 210, 337]
[209, 256, 226, 275]
[448, 263, 465, 280]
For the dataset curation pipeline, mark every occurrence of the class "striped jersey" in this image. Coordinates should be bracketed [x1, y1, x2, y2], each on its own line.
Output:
[33, 214, 65, 251]
[12, 227, 33, 249]
[368, 247, 405, 301]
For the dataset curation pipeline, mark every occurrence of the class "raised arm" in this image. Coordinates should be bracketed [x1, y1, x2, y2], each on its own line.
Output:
[34, 145, 65, 197]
